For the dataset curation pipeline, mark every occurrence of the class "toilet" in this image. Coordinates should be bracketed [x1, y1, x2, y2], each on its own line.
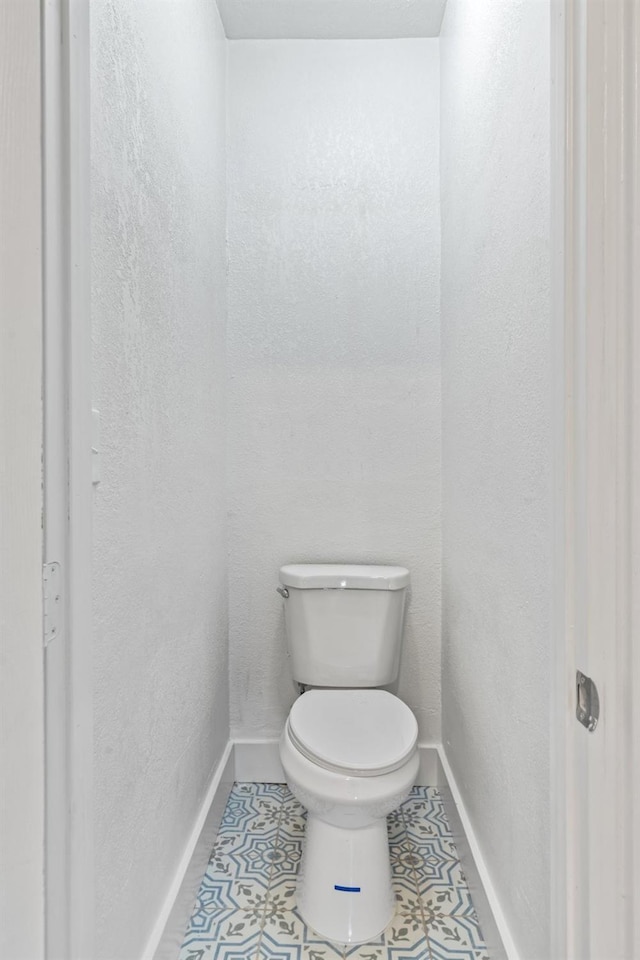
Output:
[277, 563, 419, 944]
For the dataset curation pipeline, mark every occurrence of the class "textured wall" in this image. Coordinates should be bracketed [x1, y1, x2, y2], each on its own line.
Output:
[0, 3, 44, 957]
[90, 2, 228, 957]
[228, 40, 441, 742]
[440, 2, 551, 957]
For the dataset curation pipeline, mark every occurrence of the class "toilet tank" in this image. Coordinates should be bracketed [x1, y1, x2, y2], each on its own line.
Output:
[278, 564, 410, 687]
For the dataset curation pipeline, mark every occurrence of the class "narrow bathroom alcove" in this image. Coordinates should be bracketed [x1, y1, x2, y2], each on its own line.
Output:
[87, 2, 551, 959]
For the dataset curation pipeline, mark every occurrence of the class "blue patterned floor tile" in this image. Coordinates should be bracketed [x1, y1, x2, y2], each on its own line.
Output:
[204, 829, 277, 892]
[209, 931, 262, 960]
[277, 797, 306, 843]
[192, 873, 238, 913]
[180, 946, 261, 960]
[392, 887, 425, 926]
[282, 787, 307, 814]
[425, 913, 488, 959]
[343, 909, 429, 960]
[260, 907, 306, 947]
[391, 872, 421, 905]
[180, 947, 213, 960]
[248, 783, 289, 804]
[395, 837, 463, 896]
[223, 831, 287, 882]
[299, 937, 345, 960]
[342, 945, 385, 960]
[180, 784, 488, 960]
[260, 905, 348, 960]
[220, 786, 284, 835]
[400, 795, 452, 842]
[203, 838, 271, 908]
[268, 833, 303, 882]
[224, 876, 271, 913]
[181, 907, 263, 953]
[383, 945, 432, 960]
[267, 874, 299, 914]
[388, 838, 420, 887]
[211, 943, 261, 960]
[257, 944, 305, 960]
[420, 880, 476, 919]
[205, 830, 278, 909]
[382, 929, 431, 960]
[299, 947, 345, 960]
[386, 806, 407, 843]
[182, 882, 263, 935]
[210, 831, 246, 873]
[409, 786, 442, 799]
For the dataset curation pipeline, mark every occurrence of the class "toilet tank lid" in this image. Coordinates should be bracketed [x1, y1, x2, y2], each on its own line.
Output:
[279, 564, 409, 590]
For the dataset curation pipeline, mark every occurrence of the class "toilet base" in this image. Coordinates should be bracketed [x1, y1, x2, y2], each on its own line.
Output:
[296, 814, 395, 944]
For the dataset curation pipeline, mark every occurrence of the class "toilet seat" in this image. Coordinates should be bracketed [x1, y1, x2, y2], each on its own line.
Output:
[287, 689, 418, 778]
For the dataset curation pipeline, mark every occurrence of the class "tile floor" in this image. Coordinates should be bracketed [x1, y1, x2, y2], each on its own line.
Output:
[179, 783, 489, 960]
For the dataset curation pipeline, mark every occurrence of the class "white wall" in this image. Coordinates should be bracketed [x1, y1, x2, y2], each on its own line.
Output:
[228, 39, 441, 742]
[90, 2, 228, 956]
[0, 4, 44, 958]
[440, 2, 551, 958]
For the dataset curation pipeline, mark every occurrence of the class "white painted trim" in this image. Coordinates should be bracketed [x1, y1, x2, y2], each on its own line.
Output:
[631, 12, 640, 958]
[42, 1, 71, 955]
[146, 741, 235, 960]
[549, 1, 573, 957]
[0, 3, 45, 958]
[579, 3, 638, 955]
[554, 0, 640, 956]
[41, 1, 94, 956]
[437, 747, 518, 960]
[65, 2, 94, 949]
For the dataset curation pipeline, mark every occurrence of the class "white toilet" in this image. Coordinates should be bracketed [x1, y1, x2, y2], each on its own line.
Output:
[277, 563, 419, 944]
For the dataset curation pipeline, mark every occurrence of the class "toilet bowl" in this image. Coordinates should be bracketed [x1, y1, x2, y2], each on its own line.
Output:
[279, 688, 419, 944]
[276, 563, 417, 943]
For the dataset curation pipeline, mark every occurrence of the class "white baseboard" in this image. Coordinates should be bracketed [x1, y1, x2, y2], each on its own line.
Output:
[437, 746, 520, 960]
[233, 738, 445, 788]
[145, 738, 513, 960]
[146, 741, 235, 960]
[415, 743, 445, 786]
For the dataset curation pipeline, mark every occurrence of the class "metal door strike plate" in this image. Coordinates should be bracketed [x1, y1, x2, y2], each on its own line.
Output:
[576, 670, 599, 732]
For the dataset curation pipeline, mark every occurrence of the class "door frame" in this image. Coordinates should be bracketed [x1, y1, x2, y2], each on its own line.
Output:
[551, 0, 639, 957]
[42, 1, 93, 957]
[41, 0, 638, 957]
[0, 3, 46, 958]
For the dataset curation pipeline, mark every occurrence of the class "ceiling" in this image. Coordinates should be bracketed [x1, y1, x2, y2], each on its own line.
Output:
[216, 0, 448, 40]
